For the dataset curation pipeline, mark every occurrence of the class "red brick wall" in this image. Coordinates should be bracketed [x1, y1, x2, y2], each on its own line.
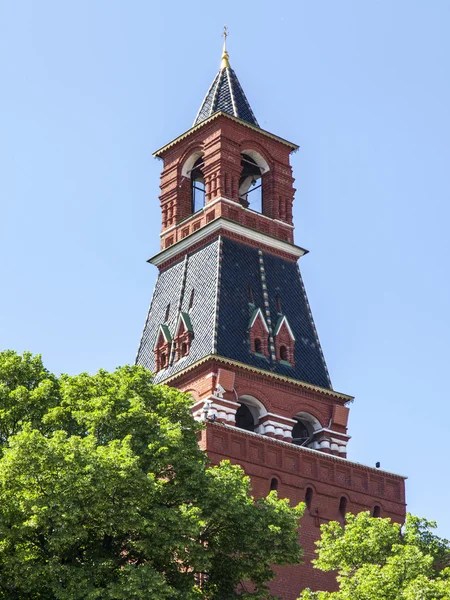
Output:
[156, 114, 296, 249]
[167, 360, 406, 598]
[200, 423, 405, 599]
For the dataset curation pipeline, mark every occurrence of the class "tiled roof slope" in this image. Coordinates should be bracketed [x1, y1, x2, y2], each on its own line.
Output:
[136, 240, 221, 383]
[193, 67, 259, 127]
[136, 237, 331, 390]
[216, 238, 332, 389]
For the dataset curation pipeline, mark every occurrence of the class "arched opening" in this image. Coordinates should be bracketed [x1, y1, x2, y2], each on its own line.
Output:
[339, 496, 347, 518]
[291, 412, 321, 448]
[291, 420, 312, 446]
[373, 505, 381, 518]
[235, 395, 267, 434]
[279, 345, 288, 361]
[254, 338, 262, 354]
[270, 478, 278, 491]
[305, 487, 313, 510]
[239, 153, 263, 212]
[191, 157, 206, 213]
[235, 403, 256, 432]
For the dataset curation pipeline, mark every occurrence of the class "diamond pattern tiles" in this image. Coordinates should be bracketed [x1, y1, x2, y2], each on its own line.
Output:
[135, 240, 221, 383]
[193, 67, 259, 127]
[136, 236, 331, 390]
[216, 238, 332, 389]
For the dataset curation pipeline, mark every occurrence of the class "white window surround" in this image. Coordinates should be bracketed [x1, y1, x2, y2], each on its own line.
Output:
[294, 411, 322, 433]
[240, 149, 270, 174]
[181, 151, 205, 178]
[238, 395, 268, 427]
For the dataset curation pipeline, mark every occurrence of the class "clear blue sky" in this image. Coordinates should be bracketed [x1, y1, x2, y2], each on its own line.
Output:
[2, 0, 450, 536]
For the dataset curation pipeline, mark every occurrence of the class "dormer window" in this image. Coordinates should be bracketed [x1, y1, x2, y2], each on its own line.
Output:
[191, 157, 206, 213]
[173, 312, 194, 361]
[248, 308, 269, 358]
[153, 324, 172, 373]
[274, 314, 295, 365]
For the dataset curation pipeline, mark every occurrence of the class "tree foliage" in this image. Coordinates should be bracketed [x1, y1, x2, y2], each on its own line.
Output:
[0, 350, 303, 599]
[299, 511, 450, 600]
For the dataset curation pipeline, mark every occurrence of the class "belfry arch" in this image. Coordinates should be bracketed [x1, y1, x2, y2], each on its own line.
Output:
[235, 395, 267, 432]
[239, 150, 269, 213]
[291, 412, 321, 447]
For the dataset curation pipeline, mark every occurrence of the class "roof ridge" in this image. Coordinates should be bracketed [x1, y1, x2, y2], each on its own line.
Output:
[229, 67, 259, 127]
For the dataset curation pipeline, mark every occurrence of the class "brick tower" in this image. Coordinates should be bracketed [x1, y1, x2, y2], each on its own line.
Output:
[136, 38, 406, 598]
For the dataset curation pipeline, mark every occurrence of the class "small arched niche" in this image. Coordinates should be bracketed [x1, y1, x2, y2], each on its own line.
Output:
[339, 496, 348, 519]
[239, 150, 269, 213]
[279, 344, 288, 361]
[291, 412, 321, 447]
[235, 395, 267, 433]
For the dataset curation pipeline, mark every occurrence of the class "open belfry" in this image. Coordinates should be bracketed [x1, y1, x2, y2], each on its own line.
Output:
[136, 33, 406, 597]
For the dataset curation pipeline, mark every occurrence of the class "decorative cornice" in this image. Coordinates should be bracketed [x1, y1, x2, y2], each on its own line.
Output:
[159, 196, 295, 237]
[150, 217, 307, 267]
[161, 354, 354, 402]
[153, 112, 298, 158]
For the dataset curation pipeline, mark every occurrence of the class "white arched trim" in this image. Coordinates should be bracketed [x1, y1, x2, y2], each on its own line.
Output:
[294, 411, 322, 433]
[241, 149, 270, 174]
[181, 151, 205, 178]
[239, 394, 268, 426]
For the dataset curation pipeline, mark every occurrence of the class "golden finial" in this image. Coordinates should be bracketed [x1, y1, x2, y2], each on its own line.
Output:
[220, 25, 230, 70]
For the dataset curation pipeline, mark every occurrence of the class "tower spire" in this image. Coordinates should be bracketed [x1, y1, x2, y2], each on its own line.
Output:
[221, 25, 230, 70]
[193, 27, 259, 127]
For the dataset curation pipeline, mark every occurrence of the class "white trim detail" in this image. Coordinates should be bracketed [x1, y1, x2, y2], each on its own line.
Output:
[151, 217, 306, 266]
[191, 398, 240, 412]
[153, 325, 171, 351]
[241, 149, 270, 174]
[249, 307, 269, 333]
[274, 315, 296, 341]
[266, 413, 297, 424]
[181, 151, 204, 178]
[226, 68, 238, 118]
[314, 427, 351, 439]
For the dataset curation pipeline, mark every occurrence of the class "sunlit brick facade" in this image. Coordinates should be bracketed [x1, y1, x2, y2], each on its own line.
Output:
[136, 41, 406, 598]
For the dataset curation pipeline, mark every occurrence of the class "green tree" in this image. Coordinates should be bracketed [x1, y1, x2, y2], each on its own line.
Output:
[0, 350, 303, 599]
[299, 511, 450, 600]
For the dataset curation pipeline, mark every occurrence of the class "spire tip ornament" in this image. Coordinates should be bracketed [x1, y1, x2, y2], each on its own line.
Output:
[220, 25, 230, 70]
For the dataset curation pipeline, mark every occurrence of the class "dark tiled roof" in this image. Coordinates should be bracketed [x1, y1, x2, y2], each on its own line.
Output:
[136, 237, 331, 390]
[216, 238, 332, 389]
[136, 240, 221, 383]
[193, 67, 259, 127]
